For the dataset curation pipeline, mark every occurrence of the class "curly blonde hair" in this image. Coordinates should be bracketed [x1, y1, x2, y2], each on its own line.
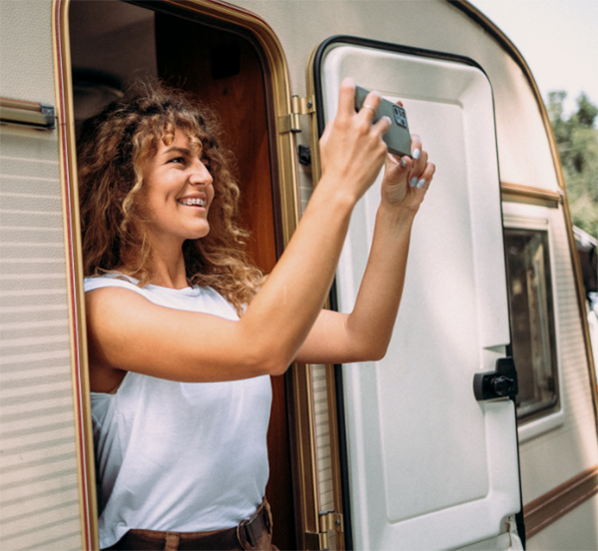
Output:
[78, 80, 263, 314]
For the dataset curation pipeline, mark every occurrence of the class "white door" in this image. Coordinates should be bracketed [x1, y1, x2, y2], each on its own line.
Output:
[312, 38, 523, 550]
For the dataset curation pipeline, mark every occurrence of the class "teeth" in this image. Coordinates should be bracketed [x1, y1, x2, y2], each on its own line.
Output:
[180, 198, 205, 207]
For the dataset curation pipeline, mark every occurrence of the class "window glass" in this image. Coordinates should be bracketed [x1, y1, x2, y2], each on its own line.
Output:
[504, 228, 558, 419]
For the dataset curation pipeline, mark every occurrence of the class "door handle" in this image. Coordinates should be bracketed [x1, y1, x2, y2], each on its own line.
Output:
[473, 357, 518, 401]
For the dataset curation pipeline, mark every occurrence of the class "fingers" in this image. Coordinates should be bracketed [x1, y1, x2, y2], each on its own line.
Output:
[405, 134, 431, 189]
[380, 127, 434, 208]
[410, 161, 435, 190]
[319, 80, 393, 201]
[358, 89, 391, 135]
[337, 77, 360, 117]
[394, 134, 422, 172]
[358, 91, 382, 120]
[338, 77, 387, 128]
[410, 134, 422, 162]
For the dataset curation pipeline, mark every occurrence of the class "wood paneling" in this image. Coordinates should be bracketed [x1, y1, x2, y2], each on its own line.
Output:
[155, 13, 295, 550]
[155, 14, 277, 272]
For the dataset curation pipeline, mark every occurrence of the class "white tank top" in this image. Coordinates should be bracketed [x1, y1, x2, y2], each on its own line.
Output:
[85, 275, 272, 549]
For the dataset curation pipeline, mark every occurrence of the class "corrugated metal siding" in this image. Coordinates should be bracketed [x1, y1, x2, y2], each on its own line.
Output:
[519, 205, 598, 504]
[0, 127, 82, 550]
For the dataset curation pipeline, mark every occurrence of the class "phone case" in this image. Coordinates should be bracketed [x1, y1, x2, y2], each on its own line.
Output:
[355, 85, 412, 157]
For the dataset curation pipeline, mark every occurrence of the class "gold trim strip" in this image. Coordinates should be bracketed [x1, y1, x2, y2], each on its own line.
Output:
[292, 363, 322, 549]
[524, 465, 598, 538]
[304, 44, 345, 551]
[324, 364, 345, 550]
[53, 0, 98, 549]
[501, 182, 562, 208]
[0, 97, 56, 129]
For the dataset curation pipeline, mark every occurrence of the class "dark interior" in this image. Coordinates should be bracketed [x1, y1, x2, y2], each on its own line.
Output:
[68, 1, 294, 547]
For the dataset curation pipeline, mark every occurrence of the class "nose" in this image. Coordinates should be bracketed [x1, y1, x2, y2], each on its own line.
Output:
[189, 158, 213, 186]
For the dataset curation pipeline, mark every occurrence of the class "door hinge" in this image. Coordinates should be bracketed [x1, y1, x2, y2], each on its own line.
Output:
[304, 511, 344, 550]
[320, 511, 343, 533]
[278, 95, 316, 134]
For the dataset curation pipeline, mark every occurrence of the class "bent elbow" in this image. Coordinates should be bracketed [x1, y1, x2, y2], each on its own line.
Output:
[358, 340, 389, 363]
[256, 357, 290, 377]
[244, 346, 291, 378]
[369, 346, 388, 363]
[376, 347, 389, 362]
[268, 361, 291, 377]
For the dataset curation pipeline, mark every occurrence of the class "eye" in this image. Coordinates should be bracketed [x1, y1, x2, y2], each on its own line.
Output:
[168, 156, 186, 165]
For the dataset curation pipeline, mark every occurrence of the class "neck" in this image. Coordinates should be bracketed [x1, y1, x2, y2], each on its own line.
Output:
[145, 243, 189, 289]
[121, 231, 192, 289]
[150, 256, 189, 289]
[146, 235, 189, 289]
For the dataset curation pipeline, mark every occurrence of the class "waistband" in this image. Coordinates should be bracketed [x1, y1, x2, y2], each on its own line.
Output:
[104, 498, 273, 550]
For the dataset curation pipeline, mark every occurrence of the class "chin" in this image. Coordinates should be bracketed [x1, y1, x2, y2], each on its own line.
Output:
[188, 226, 210, 240]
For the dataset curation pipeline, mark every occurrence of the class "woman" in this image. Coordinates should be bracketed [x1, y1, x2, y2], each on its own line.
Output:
[79, 78, 435, 550]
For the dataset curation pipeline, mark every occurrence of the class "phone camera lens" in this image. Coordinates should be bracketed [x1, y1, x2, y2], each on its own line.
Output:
[393, 105, 407, 128]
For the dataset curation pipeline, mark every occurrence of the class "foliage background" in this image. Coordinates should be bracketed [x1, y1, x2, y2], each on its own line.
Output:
[547, 92, 598, 240]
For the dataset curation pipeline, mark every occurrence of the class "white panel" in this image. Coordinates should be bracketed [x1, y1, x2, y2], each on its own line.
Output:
[0, 0, 56, 103]
[320, 44, 519, 549]
[0, 127, 83, 551]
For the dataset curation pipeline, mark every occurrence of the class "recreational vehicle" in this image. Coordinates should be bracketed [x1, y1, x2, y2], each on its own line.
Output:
[1, 0, 597, 549]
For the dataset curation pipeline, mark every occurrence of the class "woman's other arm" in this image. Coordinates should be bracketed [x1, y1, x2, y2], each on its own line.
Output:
[295, 135, 435, 365]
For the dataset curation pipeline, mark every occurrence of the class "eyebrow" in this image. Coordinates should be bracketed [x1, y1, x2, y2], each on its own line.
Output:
[163, 146, 191, 156]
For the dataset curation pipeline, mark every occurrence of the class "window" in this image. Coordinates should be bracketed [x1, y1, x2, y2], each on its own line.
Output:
[504, 228, 559, 420]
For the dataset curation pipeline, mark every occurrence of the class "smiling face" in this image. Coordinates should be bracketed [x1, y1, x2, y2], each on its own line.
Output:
[139, 129, 215, 251]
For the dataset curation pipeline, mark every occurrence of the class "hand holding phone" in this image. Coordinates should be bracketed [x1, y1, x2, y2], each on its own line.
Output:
[355, 85, 412, 157]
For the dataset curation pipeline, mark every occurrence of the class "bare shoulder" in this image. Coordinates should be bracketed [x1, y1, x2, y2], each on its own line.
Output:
[85, 284, 151, 319]
[85, 286, 152, 393]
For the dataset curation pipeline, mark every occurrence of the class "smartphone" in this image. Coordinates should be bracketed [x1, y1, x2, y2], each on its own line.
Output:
[354, 85, 412, 157]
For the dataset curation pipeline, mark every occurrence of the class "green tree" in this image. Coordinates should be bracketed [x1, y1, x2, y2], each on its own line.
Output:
[547, 91, 598, 239]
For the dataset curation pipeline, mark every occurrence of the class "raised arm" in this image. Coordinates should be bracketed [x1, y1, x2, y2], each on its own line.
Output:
[295, 134, 435, 365]
[86, 79, 392, 388]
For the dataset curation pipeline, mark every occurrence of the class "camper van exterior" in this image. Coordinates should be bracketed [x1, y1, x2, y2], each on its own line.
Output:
[1, 0, 596, 550]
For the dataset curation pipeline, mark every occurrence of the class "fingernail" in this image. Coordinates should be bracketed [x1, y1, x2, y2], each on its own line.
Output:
[410, 177, 418, 187]
[400, 157, 407, 167]
[383, 116, 391, 124]
[413, 148, 421, 160]
[417, 178, 426, 189]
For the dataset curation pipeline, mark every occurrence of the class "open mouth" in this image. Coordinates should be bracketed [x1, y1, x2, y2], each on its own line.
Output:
[179, 198, 206, 207]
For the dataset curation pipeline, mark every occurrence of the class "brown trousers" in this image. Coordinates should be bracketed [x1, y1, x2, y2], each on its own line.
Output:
[104, 498, 279, 551]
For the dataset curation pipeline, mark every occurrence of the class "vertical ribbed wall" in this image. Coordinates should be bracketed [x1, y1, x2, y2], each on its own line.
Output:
[0, 127, 82, 550]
